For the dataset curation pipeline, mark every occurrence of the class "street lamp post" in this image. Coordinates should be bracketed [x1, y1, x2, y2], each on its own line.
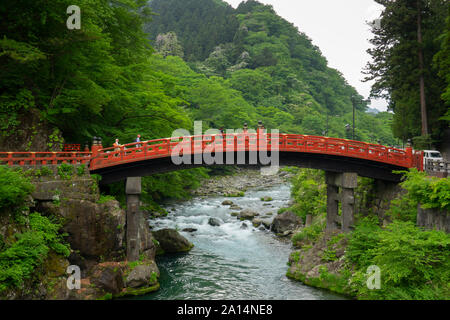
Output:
[350, 95, 357, 140]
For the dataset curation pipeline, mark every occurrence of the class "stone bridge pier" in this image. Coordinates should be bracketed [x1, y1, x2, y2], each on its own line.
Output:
[325, 171, 358, 232]
[126, 177, 142, 261]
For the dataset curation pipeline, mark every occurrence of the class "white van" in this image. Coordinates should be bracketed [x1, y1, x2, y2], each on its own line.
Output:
[423, 150, 444, 168]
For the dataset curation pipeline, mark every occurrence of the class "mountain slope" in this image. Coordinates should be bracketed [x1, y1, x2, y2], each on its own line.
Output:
[146, 0, 396, 144]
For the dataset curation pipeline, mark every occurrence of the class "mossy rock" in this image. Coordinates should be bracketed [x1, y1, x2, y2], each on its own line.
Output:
[115, 283, 160, 298]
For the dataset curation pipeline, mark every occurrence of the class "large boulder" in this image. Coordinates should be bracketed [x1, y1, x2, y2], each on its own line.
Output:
[37, 198, 125, 260]
[208, 217, 222, 227]
[272, 211, 303, 234]
[126, 262, 159, 288]
[139, 215, 157, 260]
[238, 209, 259, 220]
[152, 229, 194, 253]
[91, 265, 124, 295]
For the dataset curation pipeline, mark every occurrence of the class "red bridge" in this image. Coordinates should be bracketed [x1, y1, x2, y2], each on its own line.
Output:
[0, 133, 423, 184]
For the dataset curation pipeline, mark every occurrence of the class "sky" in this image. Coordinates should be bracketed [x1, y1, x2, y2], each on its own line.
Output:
[223, 0, 387, 111]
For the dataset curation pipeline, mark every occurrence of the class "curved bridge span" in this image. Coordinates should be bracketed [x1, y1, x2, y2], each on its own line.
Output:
[0, 132, 425, 260]
[1, 133, 423, 183]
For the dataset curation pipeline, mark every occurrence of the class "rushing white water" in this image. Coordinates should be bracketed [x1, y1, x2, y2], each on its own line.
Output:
[141, 184, 346, 300]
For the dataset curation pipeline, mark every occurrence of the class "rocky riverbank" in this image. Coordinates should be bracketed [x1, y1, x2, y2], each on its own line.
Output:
[191, 167, 294, 197]
[0, 165, 169, 300]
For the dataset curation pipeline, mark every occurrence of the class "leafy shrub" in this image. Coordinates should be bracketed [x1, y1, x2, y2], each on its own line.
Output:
[0, 213, 70, 292]
[384, 193, 418, 223]
[97, 195, 117, 204]
[28, 213, 70, 256]
[76, 165, 86, 176]
[0, 166, 34, 210]
[289, 169, 326, 220]
[347, 219, 450, 300]
[291, 224, 324, 245]
[399, 169, 450, 211]
[40, 166, 53, 177]
[346, 217, 381, 268]
[57, 163, 73, 180]
[371, 221, 449, 292]
[322, 248, 338, 262]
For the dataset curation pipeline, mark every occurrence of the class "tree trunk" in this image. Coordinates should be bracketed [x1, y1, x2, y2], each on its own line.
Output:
[417, 0, 428, 136]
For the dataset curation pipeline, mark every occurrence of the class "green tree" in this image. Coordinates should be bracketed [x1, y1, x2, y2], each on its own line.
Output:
[364, 0, 448, 147]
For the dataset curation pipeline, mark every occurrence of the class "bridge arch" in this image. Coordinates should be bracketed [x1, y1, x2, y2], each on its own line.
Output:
[0, 133, 424, 262]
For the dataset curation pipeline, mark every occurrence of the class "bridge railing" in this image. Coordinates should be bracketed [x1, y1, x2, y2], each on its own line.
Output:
[0, 133, 419, 171]
[87, 133, 414, 170]
[424, 159, 450, 175]
[0, 151, 91, 166]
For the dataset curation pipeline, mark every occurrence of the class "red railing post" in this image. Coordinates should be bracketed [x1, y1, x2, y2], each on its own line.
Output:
[30, 152, 35, 166]
[7, 152, 13, 166]
[405, 146, 413, 168]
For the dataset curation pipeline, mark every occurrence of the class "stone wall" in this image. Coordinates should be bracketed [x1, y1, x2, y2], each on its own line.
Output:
[417, 206, 450, 233]
[355, 178, 405, 223]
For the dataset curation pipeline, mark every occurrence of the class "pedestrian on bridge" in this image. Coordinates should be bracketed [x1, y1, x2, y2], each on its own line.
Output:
[135, 134, 142, 149]
[113, 139, 121, 156]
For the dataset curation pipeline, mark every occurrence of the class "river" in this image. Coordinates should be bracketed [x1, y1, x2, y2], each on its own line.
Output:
[138, 183, 345, 300]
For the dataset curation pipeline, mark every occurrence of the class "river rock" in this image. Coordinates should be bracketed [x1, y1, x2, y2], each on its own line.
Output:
[230, 204, 242, 211]
[261, 196, 273, 202]
[240, 222, 248, 229]
[152, 229, 194, 253]
[261, 219, 272, 229]
[238, 209, 259, 220]
[126, 263, 159, 288]
[252, 218, 262, 227]
[222, 200, 234, 206]
[182, 228, 197, 233]
[272, 211, 303, 234]
[91, 265, 124, 295]
[208, 217, 222, 227]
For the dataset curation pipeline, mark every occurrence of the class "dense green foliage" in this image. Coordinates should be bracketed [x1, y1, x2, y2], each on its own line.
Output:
[287, 168, 326, 222]
[0, 212, 70, 292]
[399, 169, 450, 211]
[347, 218, 449, 300]
[0, 167, 70, 293]
[146, 0, 239, 61]
[0, 166, 34, 210]
[365, 0, 449, 147]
